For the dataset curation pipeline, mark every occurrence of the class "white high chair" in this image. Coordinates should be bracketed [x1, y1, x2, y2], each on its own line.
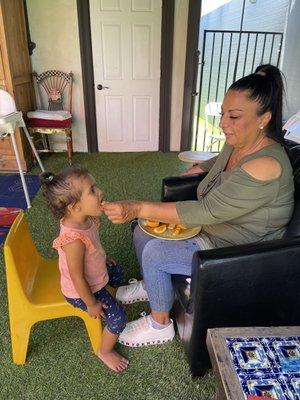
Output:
[0, 89, 45, 208]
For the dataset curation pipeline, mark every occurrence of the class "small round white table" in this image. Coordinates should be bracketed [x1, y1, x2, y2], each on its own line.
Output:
[178, 150, 216, 163]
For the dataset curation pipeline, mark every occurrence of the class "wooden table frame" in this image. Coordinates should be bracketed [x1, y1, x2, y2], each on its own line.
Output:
[206, 326, 300, 400]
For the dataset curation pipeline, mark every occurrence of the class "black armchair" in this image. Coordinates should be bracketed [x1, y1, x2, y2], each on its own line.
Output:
[162, 140, 300, 377]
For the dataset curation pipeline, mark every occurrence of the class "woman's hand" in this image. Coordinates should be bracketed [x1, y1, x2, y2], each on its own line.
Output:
[103, 201, 141, 224]
[180, 164, 203, 176]
[87, 300, 108, 319]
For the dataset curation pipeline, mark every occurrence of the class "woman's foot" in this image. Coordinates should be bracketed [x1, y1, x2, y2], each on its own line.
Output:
[98, 350, 129, 372]
[116, 279, 149, 304]
[118, 313, 175, 347]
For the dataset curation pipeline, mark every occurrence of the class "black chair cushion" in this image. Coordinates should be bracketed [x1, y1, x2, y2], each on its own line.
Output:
[284, 140, 300, 237]
[161, 173, 207, 202]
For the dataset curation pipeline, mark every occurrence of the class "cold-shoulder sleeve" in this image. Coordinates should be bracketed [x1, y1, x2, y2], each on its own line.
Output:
[176, 167, 279, 227]
[53, 232, 95, 250]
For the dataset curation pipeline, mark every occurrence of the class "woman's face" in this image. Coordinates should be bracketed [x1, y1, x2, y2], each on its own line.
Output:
[220, 89, 268, 148]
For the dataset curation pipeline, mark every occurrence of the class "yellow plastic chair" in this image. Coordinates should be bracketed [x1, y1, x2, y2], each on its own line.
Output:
[3, 211, 101, 365]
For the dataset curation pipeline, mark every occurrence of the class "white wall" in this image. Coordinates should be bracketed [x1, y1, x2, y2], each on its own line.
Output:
[27, 0, 87, 152]
[200, 0, 289, 32]
[170, 0, 189, 151]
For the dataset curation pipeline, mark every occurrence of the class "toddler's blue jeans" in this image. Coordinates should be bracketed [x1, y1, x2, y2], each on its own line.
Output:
[133, 226, 203, 312]
[65, 263, 127, 335]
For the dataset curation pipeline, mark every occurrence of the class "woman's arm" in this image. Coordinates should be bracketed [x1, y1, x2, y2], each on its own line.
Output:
[103, 200, 181, 225]
[104, 161, 281, 227]
[63, 239, 106, 318]
[176, 164, 280, 228]
[180, 155, 218, 176]
[180, 164, 204, 176]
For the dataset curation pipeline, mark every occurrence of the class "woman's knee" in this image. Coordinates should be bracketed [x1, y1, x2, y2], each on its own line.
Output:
[133, 225, 143, 242]
[141, 239, 167, 268]
[133, 225, 154, 249]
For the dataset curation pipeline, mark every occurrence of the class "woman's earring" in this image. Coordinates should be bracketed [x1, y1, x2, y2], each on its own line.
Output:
[260, 126, 264, 130]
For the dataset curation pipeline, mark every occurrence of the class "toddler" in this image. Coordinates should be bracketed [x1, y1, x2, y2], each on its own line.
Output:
[40, 165, 129, 372]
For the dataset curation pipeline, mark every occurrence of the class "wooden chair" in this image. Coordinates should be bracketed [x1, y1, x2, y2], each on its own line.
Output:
[27, 70, 73, 164]
[3, 211, 101, 365]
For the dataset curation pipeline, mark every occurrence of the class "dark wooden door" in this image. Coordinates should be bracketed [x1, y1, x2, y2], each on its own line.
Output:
[0, 0, 34, 171]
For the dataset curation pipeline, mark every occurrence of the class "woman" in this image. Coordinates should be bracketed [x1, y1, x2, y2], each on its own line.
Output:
[103, 64, 294, 347]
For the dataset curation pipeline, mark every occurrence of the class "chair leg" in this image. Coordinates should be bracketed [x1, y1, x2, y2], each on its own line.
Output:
[42, 134, 50, 151]
[22, 126, 45, 173]
[9, 131, 31, 208]
[66, 130, 73, 165]
[10, 321, 32, 365]
[80, 315, 102, 355]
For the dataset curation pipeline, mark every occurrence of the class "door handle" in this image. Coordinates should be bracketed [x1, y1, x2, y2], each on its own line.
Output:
[97, 84, 110, 90]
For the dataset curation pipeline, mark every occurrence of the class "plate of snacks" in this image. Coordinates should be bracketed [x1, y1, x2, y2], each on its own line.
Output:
[138, 219, 201, 240]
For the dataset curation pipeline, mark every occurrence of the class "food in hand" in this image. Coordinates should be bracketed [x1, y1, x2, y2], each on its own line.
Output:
[146, 220, 160, 228]
[153, 224, 167, 234]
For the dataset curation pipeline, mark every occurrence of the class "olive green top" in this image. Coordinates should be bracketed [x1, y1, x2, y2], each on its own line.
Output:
[176, 143, 294, 248]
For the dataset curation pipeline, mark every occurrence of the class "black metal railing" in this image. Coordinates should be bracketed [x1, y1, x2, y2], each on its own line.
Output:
[193, 30, 283, 151]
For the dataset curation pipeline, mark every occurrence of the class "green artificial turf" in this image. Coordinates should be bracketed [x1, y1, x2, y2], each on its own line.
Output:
[0, 152, 216, 400]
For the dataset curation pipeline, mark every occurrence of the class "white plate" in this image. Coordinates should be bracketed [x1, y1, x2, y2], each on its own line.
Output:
[178, 151, 216, 163]
[138, 219, 201, 241]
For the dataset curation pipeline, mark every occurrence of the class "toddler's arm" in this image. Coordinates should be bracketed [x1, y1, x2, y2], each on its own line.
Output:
[62, 239, 107, 318]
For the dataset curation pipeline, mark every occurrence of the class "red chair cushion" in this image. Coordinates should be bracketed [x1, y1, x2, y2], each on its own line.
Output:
[0, 207, 22, 226]
[27, 117, 72, 128]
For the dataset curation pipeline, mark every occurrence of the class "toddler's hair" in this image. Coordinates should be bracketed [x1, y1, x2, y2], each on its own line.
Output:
[40, 165, 90, 219]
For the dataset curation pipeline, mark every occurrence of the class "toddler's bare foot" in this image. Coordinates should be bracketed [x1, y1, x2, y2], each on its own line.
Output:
[98, 350, 129, 372]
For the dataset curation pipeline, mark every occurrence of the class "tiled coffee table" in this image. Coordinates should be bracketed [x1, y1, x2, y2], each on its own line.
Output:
[206, 327, 300, 400]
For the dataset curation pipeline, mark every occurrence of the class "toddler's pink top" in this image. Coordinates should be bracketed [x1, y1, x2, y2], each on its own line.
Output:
[52, 218, 108, 298]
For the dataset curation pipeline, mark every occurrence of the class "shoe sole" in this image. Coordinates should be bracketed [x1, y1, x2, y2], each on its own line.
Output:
[119, 297, 149, 305]
[118, 337, 174, 347]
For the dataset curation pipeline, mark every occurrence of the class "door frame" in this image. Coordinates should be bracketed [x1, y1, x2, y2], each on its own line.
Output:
[180, 0, 201, 151]
[77, 0, 174, 152]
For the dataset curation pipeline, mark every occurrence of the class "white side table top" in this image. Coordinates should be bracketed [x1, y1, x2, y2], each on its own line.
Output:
[178, 150, 216, 163]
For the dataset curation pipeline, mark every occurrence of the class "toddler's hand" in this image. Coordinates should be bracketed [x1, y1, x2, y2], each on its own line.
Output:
[87, 301, 108, 319]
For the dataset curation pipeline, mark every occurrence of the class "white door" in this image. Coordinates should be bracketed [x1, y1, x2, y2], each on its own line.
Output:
[90, 0, 162, 152]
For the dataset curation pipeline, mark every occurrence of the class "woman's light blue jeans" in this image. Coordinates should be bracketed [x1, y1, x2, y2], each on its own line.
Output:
[133, 225, 203, 312]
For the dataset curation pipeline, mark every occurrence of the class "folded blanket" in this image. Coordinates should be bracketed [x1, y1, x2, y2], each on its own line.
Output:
[27, 110, 71, 121]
